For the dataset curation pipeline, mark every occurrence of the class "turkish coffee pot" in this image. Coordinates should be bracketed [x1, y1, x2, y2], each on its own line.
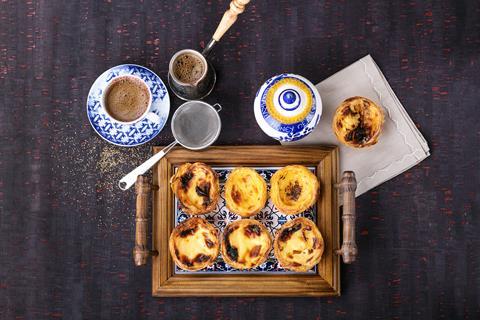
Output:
[168, 0, 251, 100]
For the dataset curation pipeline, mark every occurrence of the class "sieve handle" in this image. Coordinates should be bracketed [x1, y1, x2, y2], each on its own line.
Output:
[118, 140, 178, 191]
[213, 103, 222, 112]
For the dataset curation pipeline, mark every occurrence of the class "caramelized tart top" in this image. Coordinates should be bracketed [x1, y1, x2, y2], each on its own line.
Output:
[169, 217, 219, 271]
[332, 96, 384, 148]
[274, 217, 324, 272]
[224, 167, 268, 217]
[170, 162, 220, 215]
[270, 165, 319, 215]
[221, 219, 272, 269]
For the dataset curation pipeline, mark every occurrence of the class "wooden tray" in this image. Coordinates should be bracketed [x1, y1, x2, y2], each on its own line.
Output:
[134, 145, 357, 297]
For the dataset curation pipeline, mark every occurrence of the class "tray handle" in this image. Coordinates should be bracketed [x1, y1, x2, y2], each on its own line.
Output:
[133, 176, 158, 266]
[335, 171, 358, 264]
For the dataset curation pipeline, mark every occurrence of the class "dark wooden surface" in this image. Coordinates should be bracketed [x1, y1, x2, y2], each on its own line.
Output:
[1, 0, 479, 319]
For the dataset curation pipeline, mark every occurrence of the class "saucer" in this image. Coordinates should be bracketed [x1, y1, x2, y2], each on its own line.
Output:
[86, 64, 170, 147]
[254, 73, 322, 142]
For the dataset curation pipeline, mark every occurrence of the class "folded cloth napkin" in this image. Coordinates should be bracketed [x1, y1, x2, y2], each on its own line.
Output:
[283, 55, 430, 197]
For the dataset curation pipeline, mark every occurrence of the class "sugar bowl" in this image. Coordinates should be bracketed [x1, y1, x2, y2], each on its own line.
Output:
[254, 73, 322, 142]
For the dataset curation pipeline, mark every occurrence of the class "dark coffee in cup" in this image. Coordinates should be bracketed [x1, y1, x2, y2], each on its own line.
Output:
[173, 53, 205, 84]
[104, 76, 150, 122]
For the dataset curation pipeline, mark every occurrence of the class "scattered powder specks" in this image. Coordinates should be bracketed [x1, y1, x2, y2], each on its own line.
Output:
[51, 132, 154, 231]
[97, 144, 148, 175]
[98, 146, 124, 175]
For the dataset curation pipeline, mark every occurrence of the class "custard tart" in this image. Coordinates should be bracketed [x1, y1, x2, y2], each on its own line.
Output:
[169, 217, 220, 271]
[221, 219, 272, 269]
[332, 96, 384, 148]
[170, 162, 220, 215]
[224, 168, 268, 217]
[274, 217, 324, 272]
[270, 165, 319, 215]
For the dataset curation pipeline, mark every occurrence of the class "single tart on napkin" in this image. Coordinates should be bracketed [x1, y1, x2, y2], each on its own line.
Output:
[221, 219, 272, 270]
[332, 96, 385, 148]
[224, 167, 268, 217]
[170, 162, 220, 215]
[274, 217, 324, 272]
[270, 165, 319, 215]
[169, 217, 220, 271]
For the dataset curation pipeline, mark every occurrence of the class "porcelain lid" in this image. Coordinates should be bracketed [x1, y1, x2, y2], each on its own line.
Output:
[254, 73, 322, 142]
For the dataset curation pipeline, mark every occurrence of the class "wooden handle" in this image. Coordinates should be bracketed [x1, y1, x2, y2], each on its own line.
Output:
[212, 0, 251, 42]
[335, 171, 358, 264]
[133, 176, 157, 266]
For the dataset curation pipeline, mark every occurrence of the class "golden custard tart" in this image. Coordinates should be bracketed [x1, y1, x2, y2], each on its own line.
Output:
[224, 168, 268, 217]
[274, 217, 324, 272]
[221, 219, 272, 269]
[170, 162, 220, 215]
[169, 217, 220, 271]
[270, 165, 319, 215]
[332, 96, 385, 148]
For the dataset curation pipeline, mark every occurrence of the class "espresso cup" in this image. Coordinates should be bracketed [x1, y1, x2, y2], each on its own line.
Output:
[101, 75, 159, 125]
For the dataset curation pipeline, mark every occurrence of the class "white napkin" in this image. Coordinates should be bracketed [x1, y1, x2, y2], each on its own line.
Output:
[283, 55, 430, 197]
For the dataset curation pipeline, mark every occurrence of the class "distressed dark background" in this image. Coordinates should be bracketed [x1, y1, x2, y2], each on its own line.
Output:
[1, 0, 479, 319]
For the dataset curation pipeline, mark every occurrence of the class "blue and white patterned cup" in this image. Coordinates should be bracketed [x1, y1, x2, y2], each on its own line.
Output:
[101, 74, 160, 125]
[254, 73, 322, 142]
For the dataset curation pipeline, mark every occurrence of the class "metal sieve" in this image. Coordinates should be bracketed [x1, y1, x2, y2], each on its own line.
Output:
[118, 100, 222, 190]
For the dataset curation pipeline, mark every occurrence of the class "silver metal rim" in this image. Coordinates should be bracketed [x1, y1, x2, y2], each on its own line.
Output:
[168, 49, 209, 86]
[170, 100, 222, 150]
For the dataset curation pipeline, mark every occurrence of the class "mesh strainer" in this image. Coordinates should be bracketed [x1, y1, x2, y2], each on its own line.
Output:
[119, 100, 222, 190]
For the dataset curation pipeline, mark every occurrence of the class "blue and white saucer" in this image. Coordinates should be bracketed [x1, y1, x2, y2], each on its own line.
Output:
[254, 73, 322, 142]
[86, 64, 170, 147]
